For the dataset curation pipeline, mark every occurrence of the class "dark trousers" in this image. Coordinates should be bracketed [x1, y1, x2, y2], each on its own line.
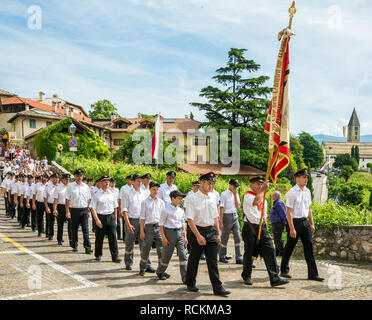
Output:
[21, 198, 30, 228]
[4, 195, 9, 216]
[31, 206, 37, 231]
[70, 207, 91, 250]
[57, 204, 72, 244]
[280, 218, 319, 278]
[242, 222, 280, 284]
[17, 196, 23, 223]
[186, 226, 223, 292]
[36, 201, 46, 234]
[46, 203, 55, 238]
[116, 214, 122, 240]
[9, 194, 15, 218]
[95, 213, 118, 259]
[271, 222, 289, 256]
[121, 217, 125, 242]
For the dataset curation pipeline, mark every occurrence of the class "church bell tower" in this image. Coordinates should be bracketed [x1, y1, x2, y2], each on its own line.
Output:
[347, 108, 360, 143]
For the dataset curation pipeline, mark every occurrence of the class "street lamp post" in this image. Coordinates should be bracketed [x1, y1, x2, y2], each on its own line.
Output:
[69, 123, 77, 173]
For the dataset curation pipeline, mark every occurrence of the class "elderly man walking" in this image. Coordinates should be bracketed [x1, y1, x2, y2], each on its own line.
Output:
[269, 191, 288, 257]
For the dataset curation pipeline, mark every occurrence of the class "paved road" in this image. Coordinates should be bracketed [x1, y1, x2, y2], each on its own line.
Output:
[0, 198, 370, 300]
[312, 173, 328, 203]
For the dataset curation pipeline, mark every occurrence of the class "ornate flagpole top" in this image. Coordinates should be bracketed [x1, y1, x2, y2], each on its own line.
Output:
[288, 1, 296, 29]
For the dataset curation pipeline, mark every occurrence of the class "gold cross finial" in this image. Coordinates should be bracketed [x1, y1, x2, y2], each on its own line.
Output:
[288, 1, 296, 29]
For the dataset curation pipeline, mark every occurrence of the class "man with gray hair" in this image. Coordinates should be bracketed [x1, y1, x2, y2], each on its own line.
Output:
[269, 191, 288, 257]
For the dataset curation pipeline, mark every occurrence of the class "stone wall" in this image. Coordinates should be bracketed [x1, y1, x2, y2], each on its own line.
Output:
[293, 226, 372, 263]
[50, 161, 73, 176]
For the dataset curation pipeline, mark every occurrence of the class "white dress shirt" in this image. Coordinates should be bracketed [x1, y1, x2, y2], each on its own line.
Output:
[15, 181, 26, 196]
[25, 183, 34, 199]
[242, 192, 267, 224]
[158, 182, 178, 204]
[1, 177, 8, 189]
[160, 202, 185, 229]
[9, 180, 16, 194]
[212, 189, 220, 205]
[183, 190, 195, 209]
[32, 182, 41, 196]
[53, 184, 68, 205]
[121, 187, 147, 219]
[220, 189, 240, 214]
[286, 185, 311, 219]
[141, 184, 150, 198]
[140, 196, 165, 224]
[65, 182, 91, 208]
[44, 182, 58, 204]
[90, 189, 118, 215]
[119, 184, 132, 199]
[185, 190, 219, 227]
[35, 182, 48, 202]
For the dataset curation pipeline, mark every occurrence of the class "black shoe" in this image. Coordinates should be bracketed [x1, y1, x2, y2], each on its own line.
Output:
[73, 247, 78, 252]
[85, 249, 93, 254]
[118, 237, 122, 241]
[125, 265, 132, 271]
[308, 276, 324, 282]
[48, 236, 52, 240]
[252, 264, 256, 268]
[244, 278, 253, 285]
[69, 242, 73, 248]
[219, 257, 228, 263]
[32, 228, 36, 232]
[200, 255, 206, 261]
[236, 257, 243, 264]
[145, 266, 155, 273]
[214, 288, 231, 297]
[187, 285, 199, 292]
[139, 270, 145, 276]
[280, 273, 292, 279]
[271, 278, 289, 287]
[21, 226, 25, 229]
[38, 233, 41, 237]
[45, 235, 49, 238]
[182, 276, 187, 284]
[163, 272, 170, 279]
[57, 241, 63, 245]
[112, 258, 121, 263]
[157, 273, 167, 280]
[95, 256, 101, 261]
[226, 255, 232, 260]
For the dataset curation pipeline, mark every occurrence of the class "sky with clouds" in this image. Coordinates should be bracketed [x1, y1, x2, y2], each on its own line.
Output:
[0, 0, 371, 136]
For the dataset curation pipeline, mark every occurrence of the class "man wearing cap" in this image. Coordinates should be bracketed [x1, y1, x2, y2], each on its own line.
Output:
[157, 189, 188, 283]
[138, 181, 165, 276]
[241, 177, 289, 287]
[22, 175, 34, 229]
[91, 177, 103, 233]
[1, 171, 10, 217]
[118, 175, 134, 242]
[158, 171, 178, 204]
[14, 174, 26, 225]
[53, 174, 72, 246]
[109, 177, 121, 241]
[8, 173, 17, 219]
[90, 175, 121, 263]
[33, 173, 49, 237]
[30, 175, 41, 231]
[270, 191, 288, 256]
[219, 178, 243, 264]
[121, 173, 151, 271]
[65, 169, 93, 254]
[280, 169, 324, 282]
[185, 172, 230, 297]
[184, 181, 200, 253]
[141, 173, 151, 197]
[44, 173, 59, 240]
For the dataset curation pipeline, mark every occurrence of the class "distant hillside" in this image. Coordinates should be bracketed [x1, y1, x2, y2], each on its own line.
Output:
[313, 134, 372, 145]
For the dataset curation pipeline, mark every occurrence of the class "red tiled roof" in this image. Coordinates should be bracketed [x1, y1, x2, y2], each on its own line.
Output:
[1, 96, 91, 122]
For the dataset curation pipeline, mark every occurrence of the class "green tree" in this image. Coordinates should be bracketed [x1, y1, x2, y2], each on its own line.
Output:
[189, 112, 194, 120]
[339, 183, 364, 206]
[340, 165, 354, 182]
[190, 48, 272, 170]
[354, 146, 360, 165]
[307, 166, 314, 199]
[351, 145, 355, 158]
[88, 99, 120, 119]
[298, 132, 324, 168]
[334, 154, 358, 171]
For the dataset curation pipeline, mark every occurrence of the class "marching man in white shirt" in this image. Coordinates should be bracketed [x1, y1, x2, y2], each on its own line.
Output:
[118, 174, 134, 242]
[158, 171, 178, 204]
[184, 181, 200, 254]
[65, 169, 93, 254]
[22, 175, 34, 229]
[157, 190, 188, 283]
[219, 178, 243, 264]
[90, 175, 121, 263]
[185, 172, 230, 297]
[14, 173, 26, 225]
[53, 173, 72, 246]
[121, 173, 152, 271]
[33, 173, 49, 237]
[241, 176, 289, 287]
[109, 177, 121, 241]
[138, 181, 165, 276]
[140, 173, 151, 197]
[280, 168, 324, 282]
[44, 173, 59, 240]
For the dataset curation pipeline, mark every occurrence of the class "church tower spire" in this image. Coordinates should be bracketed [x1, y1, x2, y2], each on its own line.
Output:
[347, 108, 360, 142]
